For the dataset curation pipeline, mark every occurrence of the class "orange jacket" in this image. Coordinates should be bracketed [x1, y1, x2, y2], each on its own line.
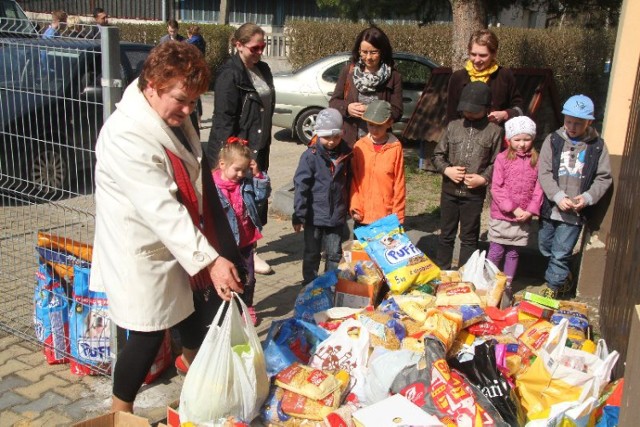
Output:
[350, 134, 406, 224]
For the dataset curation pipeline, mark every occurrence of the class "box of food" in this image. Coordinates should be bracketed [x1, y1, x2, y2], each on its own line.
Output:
[335, 278, 382, 309]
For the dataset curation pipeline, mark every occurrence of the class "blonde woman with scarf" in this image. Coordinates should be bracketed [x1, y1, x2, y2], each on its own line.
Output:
[446, 29, 523, 125]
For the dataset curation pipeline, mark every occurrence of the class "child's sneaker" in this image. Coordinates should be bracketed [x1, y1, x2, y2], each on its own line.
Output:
[247, 306, 258, 326]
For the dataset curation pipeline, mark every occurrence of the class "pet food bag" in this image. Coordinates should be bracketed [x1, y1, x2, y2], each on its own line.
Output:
[69, 265, 112, 375]
[354, 214, 440, 294]
[34, 262, 70, 364]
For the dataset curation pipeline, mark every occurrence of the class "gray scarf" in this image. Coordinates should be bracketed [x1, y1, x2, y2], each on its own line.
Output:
[352, 60, 391, 94]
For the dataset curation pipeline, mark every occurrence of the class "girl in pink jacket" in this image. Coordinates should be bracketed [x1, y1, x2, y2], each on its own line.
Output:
[488, 116, 543, 306]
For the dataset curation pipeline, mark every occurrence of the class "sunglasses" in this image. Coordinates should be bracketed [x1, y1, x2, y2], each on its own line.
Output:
[246, 42, 266, 54]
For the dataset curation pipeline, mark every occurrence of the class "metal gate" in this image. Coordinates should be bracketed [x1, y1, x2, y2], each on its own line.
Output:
[0, 23, 124, 375]
[599, 57, 640, 379]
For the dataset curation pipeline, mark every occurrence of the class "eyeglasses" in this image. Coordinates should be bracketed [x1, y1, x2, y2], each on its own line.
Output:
[360, 49, 380, 57]
[246, 42, 266, 54]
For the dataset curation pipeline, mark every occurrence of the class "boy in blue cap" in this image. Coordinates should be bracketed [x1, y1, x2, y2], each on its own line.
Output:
[537, 94, 612, 298]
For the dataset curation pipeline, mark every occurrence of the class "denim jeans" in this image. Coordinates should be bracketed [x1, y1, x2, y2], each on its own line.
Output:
[436, 191, 485, 270]
[303, 224, 344, 284]
[538, 218, 582, 289]
[238, 245, 256, 307]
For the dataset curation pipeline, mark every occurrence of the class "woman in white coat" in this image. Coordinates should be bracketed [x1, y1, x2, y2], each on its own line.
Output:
[91, 42, 243, 413]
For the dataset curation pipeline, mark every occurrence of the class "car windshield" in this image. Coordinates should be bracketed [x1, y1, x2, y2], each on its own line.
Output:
[0, 44, 81, 94]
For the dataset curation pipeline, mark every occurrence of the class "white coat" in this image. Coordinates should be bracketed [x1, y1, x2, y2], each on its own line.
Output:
[91, 79, 219, 331]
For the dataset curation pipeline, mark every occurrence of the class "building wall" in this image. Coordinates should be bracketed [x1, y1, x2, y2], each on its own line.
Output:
[577, 0, 640, 298]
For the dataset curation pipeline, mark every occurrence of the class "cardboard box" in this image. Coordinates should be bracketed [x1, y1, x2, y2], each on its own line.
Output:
[335, 278, 382, 309]
[166, 400, 180, 427]
[341, 240, 371, 263]
[72, 412, 151, 427]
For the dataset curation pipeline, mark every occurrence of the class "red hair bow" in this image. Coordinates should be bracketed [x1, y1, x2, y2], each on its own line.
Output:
[226, 136, 248, 146]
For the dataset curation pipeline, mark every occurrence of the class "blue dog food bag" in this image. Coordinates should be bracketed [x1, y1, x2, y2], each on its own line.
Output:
[354, 214, 440, 294]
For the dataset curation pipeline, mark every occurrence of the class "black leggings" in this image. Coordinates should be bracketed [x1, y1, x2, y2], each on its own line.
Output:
[113, 291, 222, 403]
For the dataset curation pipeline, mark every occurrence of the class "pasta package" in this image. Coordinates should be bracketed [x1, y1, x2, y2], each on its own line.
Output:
[280, 370, 350, 420]
[275, 363, 343, 401]
[354, 214, 440, 294]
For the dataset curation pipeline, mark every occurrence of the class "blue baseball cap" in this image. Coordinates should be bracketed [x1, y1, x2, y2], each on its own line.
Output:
[562, 95, 595, 120]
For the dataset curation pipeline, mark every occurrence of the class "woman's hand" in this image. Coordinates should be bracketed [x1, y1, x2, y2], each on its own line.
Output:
[347, 102, 366, 118]
[249, 159, 260, 176]
[488, 110, 509, 124]
[444, 166, 466, 184]
[207, 256, 243, 301]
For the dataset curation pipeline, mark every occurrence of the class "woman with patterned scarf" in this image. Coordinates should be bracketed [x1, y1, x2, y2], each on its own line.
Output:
[329, 26, 403, 148]
[446, 29, 523, 125]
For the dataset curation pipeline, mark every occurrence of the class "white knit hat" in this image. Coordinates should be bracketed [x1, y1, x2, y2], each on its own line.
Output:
[505, 116, 536, 140]
[314, 108, 344, 137]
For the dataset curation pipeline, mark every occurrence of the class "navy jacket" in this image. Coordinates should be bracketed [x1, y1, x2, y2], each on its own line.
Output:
[293, 137, 351, 227]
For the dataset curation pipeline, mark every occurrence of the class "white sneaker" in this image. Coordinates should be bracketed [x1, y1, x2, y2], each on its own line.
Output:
[254, 252, 273, 275]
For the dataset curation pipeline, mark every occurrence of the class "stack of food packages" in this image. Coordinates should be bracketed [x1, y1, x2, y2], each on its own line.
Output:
[261, 215, 622, 427]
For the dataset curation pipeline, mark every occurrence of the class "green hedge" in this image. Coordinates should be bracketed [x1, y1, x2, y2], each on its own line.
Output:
[286, 20, 615, 109]
[116, 22, 235, 88]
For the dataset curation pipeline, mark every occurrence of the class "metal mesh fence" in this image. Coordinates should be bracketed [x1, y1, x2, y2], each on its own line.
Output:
[0, 26, 138, 376]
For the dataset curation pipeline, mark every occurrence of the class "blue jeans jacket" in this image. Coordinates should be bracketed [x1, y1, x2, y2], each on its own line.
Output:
[216, 173, 271, 246]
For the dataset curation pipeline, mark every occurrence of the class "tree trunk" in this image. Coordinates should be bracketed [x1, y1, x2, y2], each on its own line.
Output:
[450, 0, 487, 68]
[219, 0, 229, 25]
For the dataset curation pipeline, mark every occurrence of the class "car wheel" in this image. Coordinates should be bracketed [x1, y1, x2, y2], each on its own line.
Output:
[30, 146, 67, 198]
[295, 108, 321, 145]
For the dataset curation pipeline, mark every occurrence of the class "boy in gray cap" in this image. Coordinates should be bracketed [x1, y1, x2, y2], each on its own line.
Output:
[432, 81, 503, 269]
[293, 108, 352, 284]
[537, 94, 612, 298]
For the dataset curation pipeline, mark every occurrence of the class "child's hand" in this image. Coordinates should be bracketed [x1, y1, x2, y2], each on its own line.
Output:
[249, 159, 260, 176]
[513, 207, 525, 219]
[352, 212, 363, 222]
[347, 102, 366, 118]
[572, 195, 587, 212]
[445, 166, 466, 183]
[463, 173, 487, 189]
[515, 210, 533, 223]
[293, 224, 303, 233]
[558, 197, 576, 212]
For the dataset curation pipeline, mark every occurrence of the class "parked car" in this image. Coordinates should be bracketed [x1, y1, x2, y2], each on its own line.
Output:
[272, 52, 438, 145]
[0, 0, 38, 37]
[0, 37, 152, 198]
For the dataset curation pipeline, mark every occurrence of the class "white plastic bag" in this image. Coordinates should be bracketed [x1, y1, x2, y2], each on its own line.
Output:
[179, 293, 269, 425]
[460, 249, 507, 306]
[360, 348, 422, 406]
[309, 318, 370, 398]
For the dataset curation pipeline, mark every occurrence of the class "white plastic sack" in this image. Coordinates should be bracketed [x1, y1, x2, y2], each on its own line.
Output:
[179, 293, 269, 425]
[309, 318, 370, 398]
[360, 348, 422, 406]
[460, 249, 507, 306]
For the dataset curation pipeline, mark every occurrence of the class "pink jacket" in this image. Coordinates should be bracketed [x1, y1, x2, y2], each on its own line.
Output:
[490, 150, 543, 221]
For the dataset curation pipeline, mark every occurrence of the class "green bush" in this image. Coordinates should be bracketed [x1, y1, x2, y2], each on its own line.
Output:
[285, 20, 615, 108]
[116, 22, 235, 88]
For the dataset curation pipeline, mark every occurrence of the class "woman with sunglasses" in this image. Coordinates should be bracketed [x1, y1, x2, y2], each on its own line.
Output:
[207, 22, 275, 275]
[329, 25, 403, 148]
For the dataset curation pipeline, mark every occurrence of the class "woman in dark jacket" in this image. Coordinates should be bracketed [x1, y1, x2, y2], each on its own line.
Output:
[207, 22, 276, 273]
[446, 29, 523, 125]
[207, 23, 275, 174]
[329, 26, 403, 148]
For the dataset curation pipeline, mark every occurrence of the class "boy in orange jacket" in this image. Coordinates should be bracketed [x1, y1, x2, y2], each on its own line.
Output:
[350, 100, 406, 226]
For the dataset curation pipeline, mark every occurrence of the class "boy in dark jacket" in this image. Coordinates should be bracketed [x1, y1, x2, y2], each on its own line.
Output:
[432, 81, 503, 269]
[293, 108, 352, 284]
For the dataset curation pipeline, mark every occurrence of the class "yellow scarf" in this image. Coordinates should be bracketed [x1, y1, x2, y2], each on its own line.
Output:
[465, 60, 499, 83]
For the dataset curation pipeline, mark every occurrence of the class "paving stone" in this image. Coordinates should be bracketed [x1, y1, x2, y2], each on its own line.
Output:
[0, 391, 28, 411]
[0, 344, 32, 366]
[14, 376, 69, 400]
[0, 410, 28, 426]
[0, 375, 29, 394]
[15, 361, 68, 383]
[54, 383, 91, 401]
[0, 334, 21, 349]
[0, 359, 30, 378]
[29, 410, 73, 427]
[16, 350, 50, 368]
[13, 391, 70, 414]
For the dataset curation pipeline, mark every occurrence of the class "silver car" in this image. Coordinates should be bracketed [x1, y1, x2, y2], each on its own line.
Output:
[272, 52, 438, 144]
